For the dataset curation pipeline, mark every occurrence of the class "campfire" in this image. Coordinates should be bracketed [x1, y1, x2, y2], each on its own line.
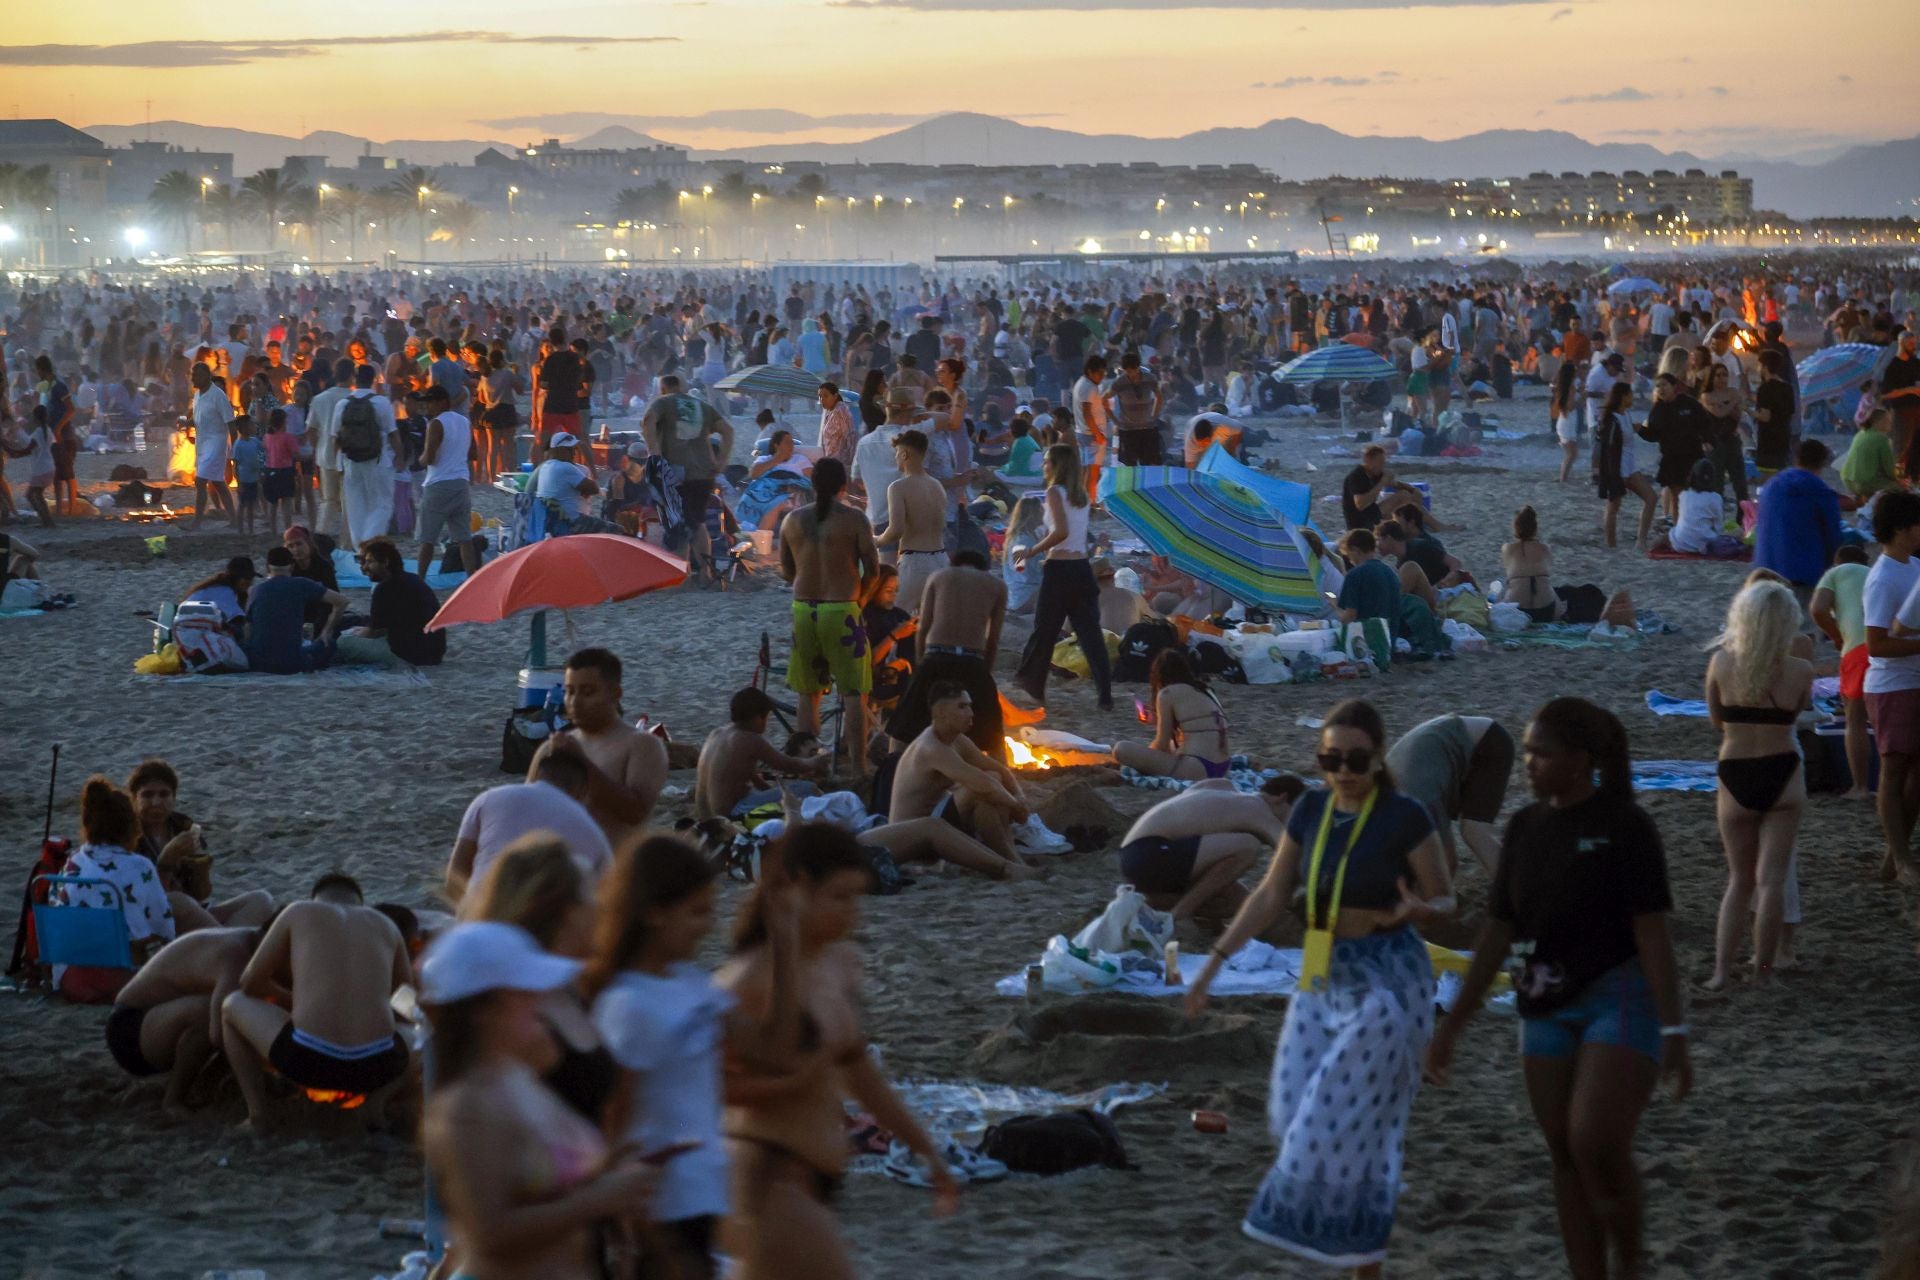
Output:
[1006, 738, 1055, 770]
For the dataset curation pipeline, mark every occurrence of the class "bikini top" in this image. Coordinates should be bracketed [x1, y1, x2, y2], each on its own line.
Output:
[1719, 703, 1797, 725]
[1172, 692, 1229, 755]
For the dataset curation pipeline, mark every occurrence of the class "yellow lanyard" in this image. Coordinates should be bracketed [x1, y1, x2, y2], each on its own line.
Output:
[1304, 789, 1377, 934]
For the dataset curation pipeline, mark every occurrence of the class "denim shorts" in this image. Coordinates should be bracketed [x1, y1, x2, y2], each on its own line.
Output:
[1520, 958, 1661, 1062]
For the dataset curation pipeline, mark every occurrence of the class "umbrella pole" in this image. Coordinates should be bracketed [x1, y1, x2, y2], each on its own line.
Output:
[529, 610, 548, 669]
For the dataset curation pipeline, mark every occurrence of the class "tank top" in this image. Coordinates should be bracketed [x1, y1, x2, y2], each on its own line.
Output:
[424, 412, 472, 486]
[1044, 484, 1089, 556]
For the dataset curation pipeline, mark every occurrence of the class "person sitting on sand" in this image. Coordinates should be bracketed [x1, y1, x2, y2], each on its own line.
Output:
[1668, 460, 1726, 556]
[1500, 506, 1562, 622]
[447, 750, 613, 903]
[1116, 773, 1303, 929]
[107, 917, 278, 1115]
[1841, 406, 1900, 501]
[55, 777, 180, 999]
[886, 548, 1008, 760]
[127, 758, 274, 931]
[528, 647, 670, 845]
[180, 556, 258, 636]
[1113, 649, 1234, 782]
[880, 682, 1041, 881]
[281, 523, 339, 592]
[245, 546, 348, 674]
[1385, 713, 1517, 877]
[1376, 517, 1469, 600]
[694, 687, 830, 821]
[1095, 556, 1158, 636]
[333, 537, 447, 668]
[221, 872, 414, 1133]
[1335, 528, 1403, 635]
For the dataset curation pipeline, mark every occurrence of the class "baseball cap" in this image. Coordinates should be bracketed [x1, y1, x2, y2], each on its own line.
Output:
[418, 921, 581, 1004]
[886, 386, 916, 409]
[548, 432, 580, 448]
[1014, 402, 1033, 416]
[1602, 352, 1625, 369]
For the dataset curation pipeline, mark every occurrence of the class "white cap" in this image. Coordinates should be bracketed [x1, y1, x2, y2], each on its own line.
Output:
[418, 922, 581, 1004]
[1014, 403, 1033, 416]
[547, 432, 580, 448]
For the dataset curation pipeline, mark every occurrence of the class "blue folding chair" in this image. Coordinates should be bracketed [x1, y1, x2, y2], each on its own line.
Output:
[31, 876, 134, 971]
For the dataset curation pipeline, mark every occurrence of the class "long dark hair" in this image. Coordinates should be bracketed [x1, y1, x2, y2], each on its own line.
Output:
[1532, 696, 1633, 801]
[732, 822, 871, 952]
[1322, 698, 1396, 789]
[425, 995, 490, 1089]
[1149, 648, 1208, 701]
[811, 456, 847, 523]
[583, 833, 716, 998]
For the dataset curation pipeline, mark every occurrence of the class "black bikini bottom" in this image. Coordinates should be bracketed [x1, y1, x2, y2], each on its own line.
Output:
[1717, 752, 1801, 812]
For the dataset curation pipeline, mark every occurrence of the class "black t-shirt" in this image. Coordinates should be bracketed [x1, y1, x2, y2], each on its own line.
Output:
[1051, 319, 1089, 368]
[1754, 380, 1795, 470]
[1341, 465, 1381, 529]
[370, 571, 446, 666]
[1403, 534, 1449, 583]
[540, 350, 583, 414]
[1491, 795, 1672, 1017]
[1285, 787, 1435, 915]
[1882, 354, 1920, 395]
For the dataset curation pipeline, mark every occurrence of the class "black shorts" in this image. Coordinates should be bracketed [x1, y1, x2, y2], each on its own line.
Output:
[655, 1216, 718, 1280]
[1117, 835, 1202, 895]
[1461, 722, 1516, 823]
[934, 794, 977, 839]
[679, 478, 714, 527]
[106, 1004, 163, 1077]
[886, 651, 1004, 760]
[268, 1024, 410, 1094]
[1116, 427, 1165, 466]
[262, 467, 298, 502]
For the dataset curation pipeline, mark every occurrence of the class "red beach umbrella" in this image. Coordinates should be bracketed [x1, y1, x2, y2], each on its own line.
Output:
[426, 535, 687, 633]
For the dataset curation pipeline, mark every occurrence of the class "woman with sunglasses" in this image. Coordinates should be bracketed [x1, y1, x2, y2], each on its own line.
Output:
[1187, 698, 1453, 1277]
[1426, 697, 1689, 1280]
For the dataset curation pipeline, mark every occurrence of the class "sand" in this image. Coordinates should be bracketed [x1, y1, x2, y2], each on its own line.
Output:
[3, 390, 1914, 1279]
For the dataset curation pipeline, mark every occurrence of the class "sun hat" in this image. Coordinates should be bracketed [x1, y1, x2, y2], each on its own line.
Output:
[418, 921, 581, 1004]
[886, 386, 916, 409]
[548, 431, 580, 448]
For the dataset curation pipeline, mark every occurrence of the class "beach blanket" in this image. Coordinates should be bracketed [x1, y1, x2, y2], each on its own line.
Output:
[132, 666, 431, 688]
[1648, 543, 1751, 562]
[1498, 622, 1642, 651]
[1648, 689, 1839, 719]
[1117, 761, 1272, 794]
[0, 608, 46, 620]
[1631, 760, 1719, 793]
[331, 549, 467, 592]
[732, 469, 810, 531]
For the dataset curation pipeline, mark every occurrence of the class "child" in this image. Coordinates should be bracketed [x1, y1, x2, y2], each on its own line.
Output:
[260, 407, 301, 531]
[1855, 380, 1881, 430]
[586, 835, 740, 1280]
[229, 416, 264, 535]
[1668, 458, 1725, 555]
[5, 405, 58, 527]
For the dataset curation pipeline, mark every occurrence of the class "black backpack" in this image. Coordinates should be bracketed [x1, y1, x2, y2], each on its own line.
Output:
[1114, 619, 1179, 683]
[976, 1109, 1135, 1175]
[1190, 640, 1246, 685]
[337, 396, 383, 463]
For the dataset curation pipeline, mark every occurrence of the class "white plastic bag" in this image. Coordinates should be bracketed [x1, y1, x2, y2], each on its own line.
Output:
[1040, 934, 1122, 992]
[1, 578, 47, 611]
[1488, 601, 1530, 633]
[1440, 620, 1488, 653]
[1237, 639, 1293, 686]
[1071, 884, 1146, 955]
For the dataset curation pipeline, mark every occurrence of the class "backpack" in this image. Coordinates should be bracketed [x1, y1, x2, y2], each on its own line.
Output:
[337, 395, 383, 463]
[976, 1109, 1135, 1175]
[1114, 619, 1178, 683]
[1190, 640, 1245, 684]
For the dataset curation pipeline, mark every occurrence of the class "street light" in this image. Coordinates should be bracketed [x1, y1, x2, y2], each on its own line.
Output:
[123, 227, 149, 251]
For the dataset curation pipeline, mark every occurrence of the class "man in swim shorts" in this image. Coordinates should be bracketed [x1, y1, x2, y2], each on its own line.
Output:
[1116, 773, 1303, 929]
[107, 919, 277, 1116]
[1385, 713, 1516, 876]
[889, 681, 1031, 867]
[694, 686, 829, 819]
[779, 459, 880, 776]
[221, 873, 414, 1133]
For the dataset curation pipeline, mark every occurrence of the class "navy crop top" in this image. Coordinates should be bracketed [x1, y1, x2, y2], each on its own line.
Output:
[1286, 787, 1435, 916]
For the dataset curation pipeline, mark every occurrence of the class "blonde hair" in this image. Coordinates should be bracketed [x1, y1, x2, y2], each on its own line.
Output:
[1713, 580, 1799, 705]
[463, 834, 585, 950]
[1043, 443, 1088, 508]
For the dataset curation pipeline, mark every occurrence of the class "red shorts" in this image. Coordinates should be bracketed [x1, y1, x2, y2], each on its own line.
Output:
[540, 411, 581, 443]
[1840, 645, 1868, 702]
[1867, 687, 1920, 757]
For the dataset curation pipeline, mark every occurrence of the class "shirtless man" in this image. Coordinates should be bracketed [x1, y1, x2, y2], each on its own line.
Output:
[889, 681, 1033, 870]
[221, 874, 412, 1133]
[529, 647, 669, 844]
[1117, 774, 1303, 929]
[695, 686, 829, 819]
[874, 430, 948, 615]
[886, 549, 1007, 760]
[778, 458, 880, 776]
[108, 920, 275, 1116]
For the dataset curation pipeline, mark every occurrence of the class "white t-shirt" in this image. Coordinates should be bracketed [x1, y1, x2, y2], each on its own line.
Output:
[1649, 301, 1675, 336]
[423, 412, 471, 487]
[308, 385, 349, 471]
[1865, 553, 1920, 693]
[1072, 375, 1109, 446]
[593, 966, 734, 1222]
[1669, 491, 1723, 554]
[852, 425, 905, 525]
[24, 423, 56, 478]
[533, 459, 592, 515]
[192, 388, 233, 480]
[455, 781, 611, 891]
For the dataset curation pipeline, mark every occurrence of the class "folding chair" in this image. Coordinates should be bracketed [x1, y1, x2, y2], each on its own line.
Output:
[752, 630, 846, 763]
[31, 875, 134, 972]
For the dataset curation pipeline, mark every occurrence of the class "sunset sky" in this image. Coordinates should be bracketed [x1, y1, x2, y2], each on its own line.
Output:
[5, 0, 1914, 158]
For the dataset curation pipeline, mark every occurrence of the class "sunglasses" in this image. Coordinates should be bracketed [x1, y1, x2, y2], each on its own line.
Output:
[1315, 748, 1376, 775]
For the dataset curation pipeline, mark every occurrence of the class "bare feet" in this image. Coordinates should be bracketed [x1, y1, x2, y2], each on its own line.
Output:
[1841, 787, 1870, 801]
[1700, 973, 1730, 992]
[1900, 863, 1920, 891]
[1002, 861, 1045, 883]
[1772, 951, 1799, 972]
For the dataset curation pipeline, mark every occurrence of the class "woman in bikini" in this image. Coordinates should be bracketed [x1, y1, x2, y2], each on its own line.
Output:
[1705, 578, 1813, 988]
[1500, 504, 1561, 622]
[720, 822, 957, 1280]
[1112, 648, 1233, 781]
[421, 921, 658, 1280]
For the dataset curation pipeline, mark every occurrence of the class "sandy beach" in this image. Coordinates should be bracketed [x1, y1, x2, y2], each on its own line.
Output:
[4, 391, 1914, 1280]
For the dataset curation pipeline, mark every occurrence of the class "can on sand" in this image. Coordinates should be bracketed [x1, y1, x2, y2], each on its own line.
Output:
[1025, 964, 1045, 1000]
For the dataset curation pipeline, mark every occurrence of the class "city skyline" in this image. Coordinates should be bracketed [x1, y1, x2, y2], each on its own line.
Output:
[7, 0, 1914, 162]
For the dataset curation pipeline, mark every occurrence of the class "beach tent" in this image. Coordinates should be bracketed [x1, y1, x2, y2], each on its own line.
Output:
[1194, 442, 1312, 525]
[1099, 465, 1326, 616]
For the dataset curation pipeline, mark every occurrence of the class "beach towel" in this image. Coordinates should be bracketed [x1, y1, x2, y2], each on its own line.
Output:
[1646, 691, 1710, 717]
[1648, 543, 1751, 562]
[1497, 623, 1643, 651]
[132, 666, 431, 688]
[732, 468, 810, 531]
[331, 549, 467, 592]
[1117, 762, 1271, 795]
[1630, 760, 1719, 793]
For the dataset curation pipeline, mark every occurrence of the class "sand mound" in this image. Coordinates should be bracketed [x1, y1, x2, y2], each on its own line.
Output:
[968, 996, 1270, 1087]
[1034, 780, 1125, 847]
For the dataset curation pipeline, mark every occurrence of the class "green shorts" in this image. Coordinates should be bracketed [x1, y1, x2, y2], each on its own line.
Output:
[788, 600, 872, 696]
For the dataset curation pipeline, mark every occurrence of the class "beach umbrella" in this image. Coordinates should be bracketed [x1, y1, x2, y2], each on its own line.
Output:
[1606, 276, 1662, 296]
[1194, 442, 1313, 525]
[1274, 345, 1397, 385]
[1099, 465, 1325, 615]
[426, 535, 688, 665]
[1339, 331, 1377, 348]
[713, 364, 824, 397]
[1796, 343, 1891, 405]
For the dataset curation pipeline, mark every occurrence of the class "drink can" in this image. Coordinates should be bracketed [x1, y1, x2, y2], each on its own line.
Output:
[1024, 963, 1045, 1000]
[1163, 941, 1182, 986]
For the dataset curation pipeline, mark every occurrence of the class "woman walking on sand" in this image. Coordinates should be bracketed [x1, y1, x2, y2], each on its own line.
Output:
[1187, 699, 1454, 1278]
[1427, 697, 1691, 1280]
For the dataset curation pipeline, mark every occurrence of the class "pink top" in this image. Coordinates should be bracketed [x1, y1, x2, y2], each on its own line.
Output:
[263, 431, 303, 469]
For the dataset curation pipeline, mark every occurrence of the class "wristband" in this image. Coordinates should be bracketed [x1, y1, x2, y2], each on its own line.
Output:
[1659, 1024, 1689, 1038]
[1209, 945, 1233, 962]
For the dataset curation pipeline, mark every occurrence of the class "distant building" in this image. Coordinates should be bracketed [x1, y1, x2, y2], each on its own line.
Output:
[105, 139, 235, 204]
[516, 138, 693, 188]
[1504, 168, 1753, 222]
[0, 118, 111, 211]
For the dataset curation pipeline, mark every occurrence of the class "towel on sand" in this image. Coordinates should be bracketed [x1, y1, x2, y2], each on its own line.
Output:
[133, 666, 431, 688]
[1631, 760, 1719, 793]
[332, 548, 468, 591]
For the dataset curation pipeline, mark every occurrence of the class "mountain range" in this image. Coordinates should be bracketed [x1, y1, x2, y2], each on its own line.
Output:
[82, 115, 1916, 220]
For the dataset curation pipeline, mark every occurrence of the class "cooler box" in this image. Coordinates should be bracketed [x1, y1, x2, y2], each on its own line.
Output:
[516, 667, 565, 710]
[1267, 628, 1338, 655]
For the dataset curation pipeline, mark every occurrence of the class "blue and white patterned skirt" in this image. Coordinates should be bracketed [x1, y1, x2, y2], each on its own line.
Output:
[1242, 926, 1435, 1268]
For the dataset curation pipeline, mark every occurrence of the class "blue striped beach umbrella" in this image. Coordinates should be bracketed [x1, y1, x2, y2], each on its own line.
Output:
[712, 364, 823, 396]
[1796, 343, 1889, 406]
[1195, 441, 1313, 525]
[1100, 465, 1326, 614]
[1274, 345, 1397, 384]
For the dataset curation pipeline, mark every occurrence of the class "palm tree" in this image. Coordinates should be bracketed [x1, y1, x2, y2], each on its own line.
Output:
[613, 181, 672, 225]
[283, 184, 320, 254]
[1, 164, 60, 263]
[239, 168, 308, 250]
[149, 170, 202, 253]
[201, 183, 237, 247]
[325, 183, 368, 261]
[382, 166, 436, 259]
[431, 199, 483, 258]
[367, 185, 413, 255]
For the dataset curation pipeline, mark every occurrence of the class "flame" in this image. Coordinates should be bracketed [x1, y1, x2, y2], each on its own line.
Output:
[1006, 738, 1052, 769]
[303, 1088, 368, 1110]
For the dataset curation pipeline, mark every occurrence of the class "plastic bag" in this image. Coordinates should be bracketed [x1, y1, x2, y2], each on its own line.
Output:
[1230, 635, 1293, 686]
[1, 578, 47, 611]
[1441, 620, 1488, 653]
[133, 643, 185, 676]
[1442, 588, 1491, 630]
[1041, 934, 1122, 992]
[1488, 601, 1530, 633]
[1072, 884, 1147, 955]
